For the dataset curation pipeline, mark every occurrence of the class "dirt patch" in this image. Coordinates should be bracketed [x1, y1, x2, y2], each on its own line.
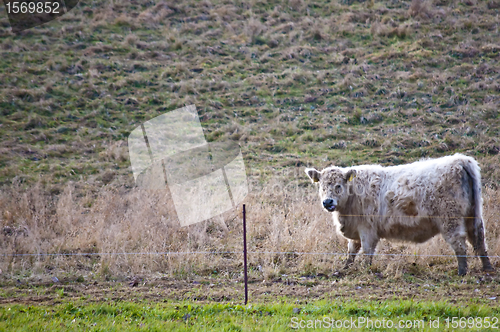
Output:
[2, 271, 499, 306]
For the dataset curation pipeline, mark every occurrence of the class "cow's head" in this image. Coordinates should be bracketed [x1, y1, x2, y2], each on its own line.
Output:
[305, 167, 356, 212]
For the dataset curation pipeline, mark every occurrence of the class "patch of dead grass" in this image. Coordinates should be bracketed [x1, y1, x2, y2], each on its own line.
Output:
[2, 170, 500, 281]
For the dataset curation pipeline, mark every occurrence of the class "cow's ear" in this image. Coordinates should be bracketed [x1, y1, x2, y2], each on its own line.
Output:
[345, 169, 357, 182]
[305, 168, 321, 183]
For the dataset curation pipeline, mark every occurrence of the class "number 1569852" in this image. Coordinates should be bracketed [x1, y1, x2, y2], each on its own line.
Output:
[445, 317, 499, 329]
[5, 2, 60, 14]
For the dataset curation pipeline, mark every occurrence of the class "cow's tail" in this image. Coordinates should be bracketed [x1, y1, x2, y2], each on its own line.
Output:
[461, 157, 485, 251]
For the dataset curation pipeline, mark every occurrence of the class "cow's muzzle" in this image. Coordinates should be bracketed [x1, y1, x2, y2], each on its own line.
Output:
[323, 198, 337, 212]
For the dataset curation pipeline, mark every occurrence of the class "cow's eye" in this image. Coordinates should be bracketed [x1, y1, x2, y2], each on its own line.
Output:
[335, 184, 342, 193]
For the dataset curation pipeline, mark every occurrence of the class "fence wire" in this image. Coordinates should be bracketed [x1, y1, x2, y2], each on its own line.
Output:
[1, 251, 498, 259]
[1, 212, 495, 258]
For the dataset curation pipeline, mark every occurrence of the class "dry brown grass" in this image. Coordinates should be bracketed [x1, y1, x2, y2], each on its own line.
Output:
[2, 0, 500, 284]
[244, 17, 267, 43]
[408, 0, 434, 20]
[1, 170, 500, 281]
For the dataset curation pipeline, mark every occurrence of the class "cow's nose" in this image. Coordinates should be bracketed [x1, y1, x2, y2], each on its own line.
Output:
[323, 199, 335, 210]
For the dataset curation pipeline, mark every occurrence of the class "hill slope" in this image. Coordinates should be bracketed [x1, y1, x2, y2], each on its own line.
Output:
[1, 0, 500, 280]
[1, 0, 500, 190]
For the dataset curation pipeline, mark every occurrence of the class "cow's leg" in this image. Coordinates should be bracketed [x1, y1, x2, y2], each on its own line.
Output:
[359, 232, 379, 267]
[466, 216, 494, 272]
[441, 218, 468, 276]
[343, 240, 361, 269]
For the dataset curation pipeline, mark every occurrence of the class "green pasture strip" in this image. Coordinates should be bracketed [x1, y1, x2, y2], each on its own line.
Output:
[1, 298, 499, 331]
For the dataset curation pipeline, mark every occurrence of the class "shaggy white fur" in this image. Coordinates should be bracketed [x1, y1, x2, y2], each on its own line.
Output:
[306, 153, 493, 276]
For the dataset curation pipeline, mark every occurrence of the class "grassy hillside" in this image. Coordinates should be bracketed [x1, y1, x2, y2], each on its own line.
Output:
[1, 0, 500, 189]
[1, 0, 500, 281]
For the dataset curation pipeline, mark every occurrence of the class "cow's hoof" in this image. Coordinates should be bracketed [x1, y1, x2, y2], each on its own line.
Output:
[342, 262, 353, 270]
[458, 269, 467, 276]
[483, 266, 495, 273]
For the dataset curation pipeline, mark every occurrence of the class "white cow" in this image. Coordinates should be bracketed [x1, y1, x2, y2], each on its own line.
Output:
[306, 153, 494, 276]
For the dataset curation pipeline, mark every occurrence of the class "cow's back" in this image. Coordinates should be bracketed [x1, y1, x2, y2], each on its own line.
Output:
[355, 154, 475, 241]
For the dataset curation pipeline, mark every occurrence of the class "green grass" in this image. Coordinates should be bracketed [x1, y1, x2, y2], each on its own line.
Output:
[1, 298, 499, 331]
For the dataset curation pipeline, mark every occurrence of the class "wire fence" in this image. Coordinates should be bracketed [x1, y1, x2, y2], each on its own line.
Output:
[329, 214, 480, 219]
[1, 212, 496, 259]
[1, 251, 498, 259]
